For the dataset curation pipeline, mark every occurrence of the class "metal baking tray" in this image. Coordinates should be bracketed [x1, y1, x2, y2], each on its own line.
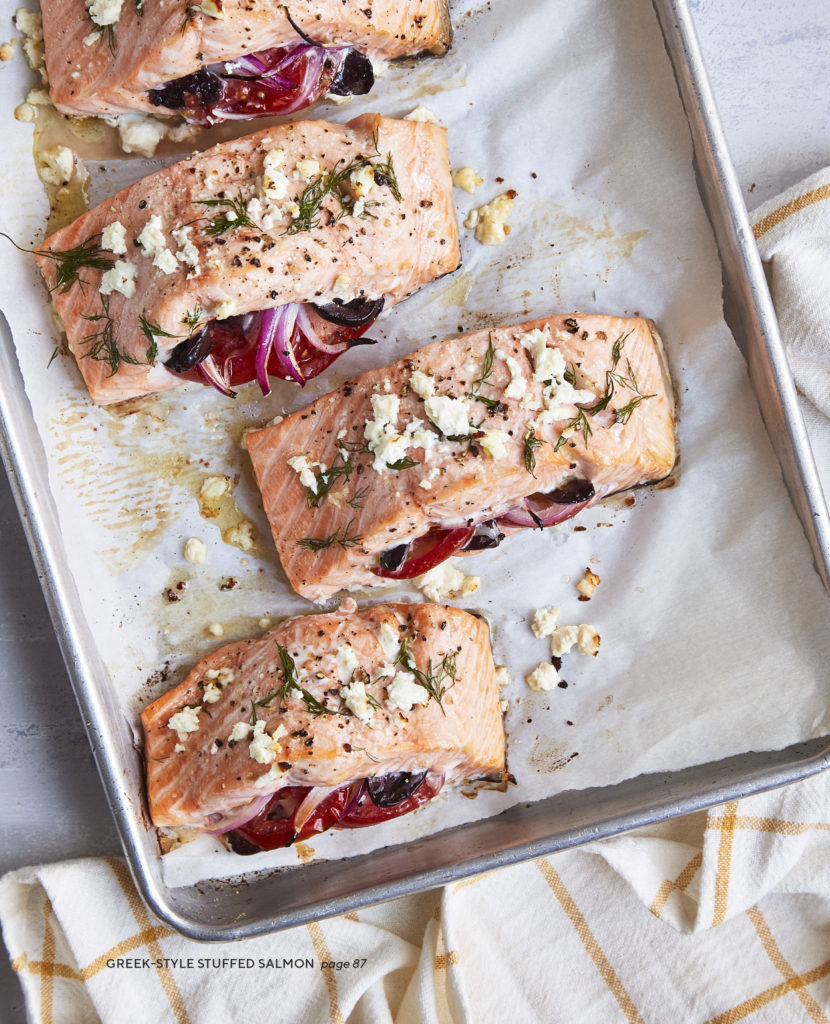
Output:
[1, 0, 829, 940]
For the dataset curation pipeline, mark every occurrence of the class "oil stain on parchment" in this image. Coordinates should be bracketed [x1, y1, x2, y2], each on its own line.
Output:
[529, 736, 580, 775]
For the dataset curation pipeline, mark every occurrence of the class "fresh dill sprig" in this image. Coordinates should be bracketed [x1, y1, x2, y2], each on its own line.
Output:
[387, 455, 419, 471]
[554, 408, 592, 452]
[135, 0, 145, 13]
[611, 329, 633, 368]
[615, 396, 646, 424]
[306, 451, 354, 509]
[138, 313, 179, 366]
[298, 520, 362, 552]
[395, 640, 457, 714]
[181, 306, 204, 333]
[198, 194, 258, 237]
[0, 232, 118, 294]
[468, 333, 504, 412]
[82, 296, 140, 377]
[347, 485, 369, 509]
[523, 425, 543, 476]
[251, 643, 342, 719]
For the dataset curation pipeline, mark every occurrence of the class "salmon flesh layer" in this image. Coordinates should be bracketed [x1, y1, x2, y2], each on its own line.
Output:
[35, 114, 458, 404]
[142, 603, 504, 830]
[247, 314, 677, 601]
[43, 0, 452, 116]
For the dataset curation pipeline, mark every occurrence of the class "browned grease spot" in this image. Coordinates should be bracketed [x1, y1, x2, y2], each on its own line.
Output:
[294, 842, 316, 864]
[596, 694, 613, 712]
[528, 736, 579, 775]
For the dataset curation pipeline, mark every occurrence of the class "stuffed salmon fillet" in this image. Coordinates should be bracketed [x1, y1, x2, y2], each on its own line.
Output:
[247, 314, 677, 601]
[43, 0, 452, 121]
[35, 114, 459, 405]
[142, 603, 504, 850]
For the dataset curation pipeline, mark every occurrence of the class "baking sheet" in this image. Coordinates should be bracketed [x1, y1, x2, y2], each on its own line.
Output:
[2, 0, 830, 889]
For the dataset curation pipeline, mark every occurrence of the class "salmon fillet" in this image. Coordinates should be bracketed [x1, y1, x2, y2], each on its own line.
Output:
[35, 114, 459, 405]
[247, 314, 677, 601]
[43, 0, 452, 116]
[142, 603, 504, 830]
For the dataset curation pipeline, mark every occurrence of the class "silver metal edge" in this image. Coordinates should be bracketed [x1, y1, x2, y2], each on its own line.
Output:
[0, 0, 828, 940]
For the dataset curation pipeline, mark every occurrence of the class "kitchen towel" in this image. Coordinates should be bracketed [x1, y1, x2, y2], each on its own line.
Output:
[3, 768, 830, 1024]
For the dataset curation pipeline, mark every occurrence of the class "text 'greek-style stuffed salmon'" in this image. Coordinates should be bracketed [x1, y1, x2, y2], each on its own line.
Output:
[42, 0, 452, 122]
[35, 114, 459, 404]
[142, 603, 505, 852]
[247, 314, 677, 601]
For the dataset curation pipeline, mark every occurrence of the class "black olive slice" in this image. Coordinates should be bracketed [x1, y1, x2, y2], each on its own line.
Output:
[462, 520, 505, 551]
[163, 328, 213, 374]
[313, 296, 385, 328]
[149, 68, 223, 111]
[367, 771, 428, 808]
[547, 478, 595, 504]
[379, 543, 410, 573]
[328, 49, 375, 96]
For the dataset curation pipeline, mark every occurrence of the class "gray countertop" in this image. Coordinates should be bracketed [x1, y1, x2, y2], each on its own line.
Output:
[1, 1, 829, 1019]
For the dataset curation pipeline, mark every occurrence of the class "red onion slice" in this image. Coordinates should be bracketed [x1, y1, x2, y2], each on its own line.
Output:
[196, 354, 236, 398]
[205, 793, 271, 834]
[272, 303, 305, 385]
[295, 304, 348, 355]
[498, 495, 593, 530]
[255, 308, 278, 396]
[292, 785, 338, 835]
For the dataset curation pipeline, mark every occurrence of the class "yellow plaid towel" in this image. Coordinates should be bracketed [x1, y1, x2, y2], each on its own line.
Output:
[2, 769, 830, 1023]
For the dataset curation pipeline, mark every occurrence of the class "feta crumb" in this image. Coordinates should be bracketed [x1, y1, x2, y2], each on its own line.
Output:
[258, 617, 272, 630]
[350, 163, 375, 198]
[217, 667, 234, 684]
[532, 607, 561, 639]
[526, 662, 561, 692]
[464, 190, 516, 245]
[340, 680, 374, 723]
[87, 0, 124, 28]
[207, 622, 224, 637]
[101, 221, 127, 255]
[498, 351, 527, 400]
[549, 624, 580, 657]
[229, 721, 252, 743]
[296, 158, 320, 181]
[114, 114, 167, 157]
[451, 167, 484, 193]
[494, 665, 511, 689]
[385, 670, 429, 712]
[419, 466, 441, 491]
[14, 9, 44, 77]
[14, 102, 36, 123]
[335, 643, 360, 684]
[262, 148, 288, 200]
[183, 537, 207, 564]
[499, 699, 509, 713]
[174, 743, 186, 753]
[200, 476, 230, 501]
[99, 260, 136, 299]
[479, 429, 508, 460]
[378, 621, 400, 661]
[333, 274, 351, 293]
[154, 248, 178, 275]
[137, 215, 167, 262]
[404, 104, 439, 123]
[202, 683, 222, 703]
[576, 568, 600, 599]
[0, 40, 14, 61]
[287, 455, 322, 492]
[214, 300, 236, 320]
[249, 720, 287, 764]
[254, 762, 286, 788]
[224, 520, 256, 552]
[416, 558, 480, 603]
[167, 705, 201, 742]
[424, 395, 471, 438]
[172, 226, 200, 274]
[36, 146, 75, 186]
[576, 624, 600, 656]
[364, 393, 407, 471]
[409, 370, 435, 399]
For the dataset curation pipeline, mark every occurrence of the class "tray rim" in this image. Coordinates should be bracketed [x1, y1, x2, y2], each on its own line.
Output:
[0, 0, 828, 940]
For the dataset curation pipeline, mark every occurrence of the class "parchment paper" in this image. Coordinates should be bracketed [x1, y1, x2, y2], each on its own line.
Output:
[2, 0, 830, 887]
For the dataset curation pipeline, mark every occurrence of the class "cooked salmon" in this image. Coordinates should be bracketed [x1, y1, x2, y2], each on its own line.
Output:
[142, 602, 504, 831]
[246, 314, 677, 601]
[43, 0, 452, 117]
[35, 114, 459, 405]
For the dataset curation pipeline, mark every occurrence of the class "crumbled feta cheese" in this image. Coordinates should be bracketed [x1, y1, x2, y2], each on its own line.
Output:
[167, 705, 201, 742]
[549, 624, 580, 657]
[479, 429, 508, 460]
[532, 607, 561, 639]
[340, 680, 374, 723]
[364, 393, 403, 469]
[183, 537, 207, 564]
[217, 667, 234, 684]
[424, 395, 471, 438]
[498, 351, 527, 400]
[249, 720, 287, 764]
[200, 476, 230, 501]
[224, 520, 256, 552]
[451, 167, 484, 193]
[258, 618, 272, 630]
[335, 643, 360, 684]
[333, 274, 351, 293]
[350, 163, 375, 198]
[154, 248, 178, 275]
[202, 683, 222, 703]
[87, 0, 124, 28]
[99, 260, 136, 299]
[577, 626, 600, 655]
[254, 762, 285, 788]
[378, 621, 400, 661]
[409, 370, 435, 399]
[526, 662, 561, 692]
[419, 466, 441, 491]
[14, 102, 36, 123]
[416, 558, 480, 603]
[101, 222, 127, 255]
[296, 157, 320, 181]
[137, 215, 169, 267]
[464, 190, 516, 245]
[172, 226, 200, 275]
[229, 721, 252, 743]
[576, 568, 600, 599]
[385, 670, 429, 712]
[207, 623, 224, 637]
[214, 301, 237, 320]
[0, 41, 15, 62]
[404, 104, 439, 123]
[287, 455, 322, 492]
[521, 328, 565, 383]
[494, 665, 511, 689]
[15, 8, 44, 76]
[113, 114, 167, 157]
[174, 743, 186, 753]
[36, 146, 75, 186]
[262, 148, 288, 200]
